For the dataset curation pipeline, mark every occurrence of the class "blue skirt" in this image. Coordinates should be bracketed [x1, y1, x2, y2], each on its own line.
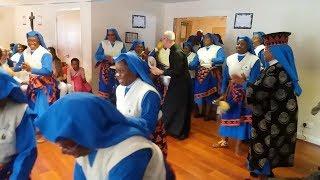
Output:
[194, 72, 218, 105]
[219, 123, 251, 140]
[28, 89, 49, 118]
[247, 157, 272, 176]
[219, 83, 252, 140]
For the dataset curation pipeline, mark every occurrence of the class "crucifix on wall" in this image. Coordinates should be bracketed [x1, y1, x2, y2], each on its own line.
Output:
[29, 12, 35, 30]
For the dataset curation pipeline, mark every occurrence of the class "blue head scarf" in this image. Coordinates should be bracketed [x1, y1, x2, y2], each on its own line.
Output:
[187, 35, 196, 45]
[237, 36, 255, 54]
[12, 44, 18, 54]
[114, 52, 153, 85]
[253, 31, 265, 43]
[27, 31, 47, 49]
[204, 33, 222, 46]
[34, 93, 149, 149]
[105, 28, 122, 42]
[269, 44, 302, 96]
[183, 41, 195, 53]
[263, 32, 302, 96]
[0, 69, 27, 103]
[130, 40, 145, 51]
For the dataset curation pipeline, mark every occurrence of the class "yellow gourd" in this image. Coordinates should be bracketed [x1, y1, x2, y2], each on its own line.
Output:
[218, 101, 230, 112]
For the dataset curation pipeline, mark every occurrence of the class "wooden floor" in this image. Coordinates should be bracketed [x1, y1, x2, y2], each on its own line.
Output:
[31, 118, 320, 180]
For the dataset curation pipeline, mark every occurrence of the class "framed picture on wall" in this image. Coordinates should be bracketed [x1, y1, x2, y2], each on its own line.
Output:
[234, 13, 253, 29]
[132, 15, 146, 28]
[125, 32, 139, 43]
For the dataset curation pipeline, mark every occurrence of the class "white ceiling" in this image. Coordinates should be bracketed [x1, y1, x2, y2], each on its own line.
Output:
[152, 0, 199, 2]
[0, 0, 96, 6]
[0, 0, 200, 6]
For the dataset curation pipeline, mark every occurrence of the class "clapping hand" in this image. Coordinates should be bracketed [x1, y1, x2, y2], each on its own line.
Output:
[150, 66, 164, 76]
[22, 63, 32, 72]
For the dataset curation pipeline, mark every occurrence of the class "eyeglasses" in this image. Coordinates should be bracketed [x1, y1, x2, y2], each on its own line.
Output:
[107, 34, 115, 37]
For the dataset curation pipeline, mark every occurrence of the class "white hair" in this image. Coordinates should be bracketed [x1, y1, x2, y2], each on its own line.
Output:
[163, 31, 176, 41]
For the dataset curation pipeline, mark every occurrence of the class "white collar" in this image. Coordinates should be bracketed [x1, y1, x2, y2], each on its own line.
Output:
[205, 44, 214, 49]
[268, 59, 278, 66]
[237, 52, 247, 57]
[255, 44, 265, 49]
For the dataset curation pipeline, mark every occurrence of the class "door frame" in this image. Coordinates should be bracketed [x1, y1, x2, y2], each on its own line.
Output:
[55, 9, 81, 63]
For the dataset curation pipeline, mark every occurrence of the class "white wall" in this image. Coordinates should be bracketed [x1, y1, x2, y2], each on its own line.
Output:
[164, 0, 320, 145]
[0, 7, 14, 48]
[91, 0, 164, 91]
[12, 2, 92, 81]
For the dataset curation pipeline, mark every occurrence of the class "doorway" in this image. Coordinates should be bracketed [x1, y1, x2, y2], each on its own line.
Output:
[56, 10, 81, 64]
[173, 16, 227, 45]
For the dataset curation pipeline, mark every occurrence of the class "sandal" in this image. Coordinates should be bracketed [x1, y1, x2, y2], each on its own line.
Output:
[212, 140, 228, 148]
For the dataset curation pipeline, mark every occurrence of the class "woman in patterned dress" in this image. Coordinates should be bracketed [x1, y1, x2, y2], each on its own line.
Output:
[247, 32, 302, 178]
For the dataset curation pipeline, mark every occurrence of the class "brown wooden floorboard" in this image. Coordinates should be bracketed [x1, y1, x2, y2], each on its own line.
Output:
[31, 118, 319, 179]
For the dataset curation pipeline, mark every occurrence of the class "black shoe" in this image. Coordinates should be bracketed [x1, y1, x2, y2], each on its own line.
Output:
[250, 172, 274, 178]
[177, 134, 188, 140]
[193, 105, 203, 118]
[204, 115, 217, 121]
[194, 113, 204, 118]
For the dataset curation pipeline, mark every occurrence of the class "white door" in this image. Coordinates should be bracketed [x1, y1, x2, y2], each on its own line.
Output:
[56, 10, 81, 64]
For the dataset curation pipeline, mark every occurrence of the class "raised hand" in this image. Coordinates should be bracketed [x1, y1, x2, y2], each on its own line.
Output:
[22, 63, 32, 72]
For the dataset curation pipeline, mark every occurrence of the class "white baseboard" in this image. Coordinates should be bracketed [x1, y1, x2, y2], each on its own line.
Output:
[297, 132, 320, 146]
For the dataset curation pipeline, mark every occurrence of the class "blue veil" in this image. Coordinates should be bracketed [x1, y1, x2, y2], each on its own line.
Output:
[269, 44, 302, 96]
[27, 31, 47, 49]
[183, 41, 195, 53]
[105, 28, 122, 42]
[130, 40, 145, 51]
[253, 31, 266, 43]
[114, 52, 153, 85]
[237, 36, 255, 54]
[34, 93, 149, 149]
[0, 69, 27, 103]
[204, 33, 222, 46]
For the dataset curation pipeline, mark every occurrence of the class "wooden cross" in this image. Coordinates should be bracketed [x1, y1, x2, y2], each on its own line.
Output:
[29, 12, 35, 31]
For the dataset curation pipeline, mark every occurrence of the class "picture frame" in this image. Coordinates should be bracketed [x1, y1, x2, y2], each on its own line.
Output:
[125, 32, 139, 43]
[234, 13, 253, 29]
[132, 15, 146, 28]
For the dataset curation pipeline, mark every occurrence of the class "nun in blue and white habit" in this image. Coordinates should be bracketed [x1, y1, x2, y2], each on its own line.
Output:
[114, 52, 168, 157]
[10, 44, 24, 67]
[14, 31, 59, 118]
[182, 41, 196, 80]
[130, 40, 145, 54]
[129, 40, 150, 66]
[247, 32, 300, 178]
[0, 69, 37, 180]
[95, 28, 126, 99]
[252, 31, 268, 70]
[189, 33, 226, 120]
[129, 41, 166, 100]
[35, 93, 174, 180]
[213, 36, 260, 149]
